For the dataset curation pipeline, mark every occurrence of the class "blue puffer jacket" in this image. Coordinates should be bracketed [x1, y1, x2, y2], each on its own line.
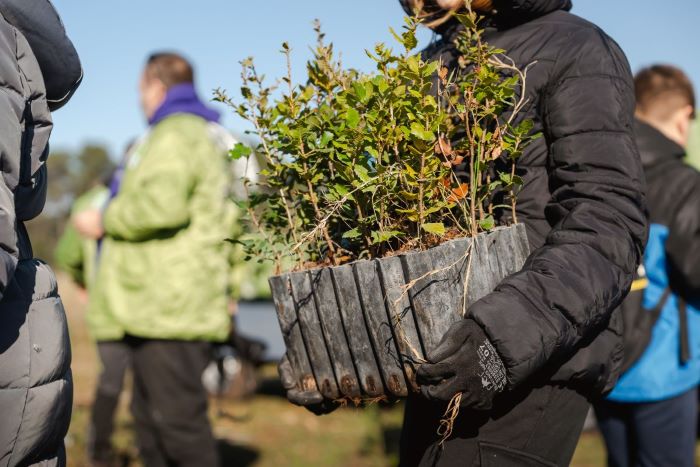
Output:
[608, 121, 700, 403]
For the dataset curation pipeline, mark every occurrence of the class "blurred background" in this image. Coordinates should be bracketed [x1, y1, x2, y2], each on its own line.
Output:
[35, 1, 700, 466]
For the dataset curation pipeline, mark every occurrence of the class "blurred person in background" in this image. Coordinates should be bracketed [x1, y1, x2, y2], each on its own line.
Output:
[594, 65, 699, 467]
[0, 0, 82, 466]
[73, 53, 235, 467]
[686, 119, 700, 169]
[280, 0, 648, 466]
[55, 141, 137, 467]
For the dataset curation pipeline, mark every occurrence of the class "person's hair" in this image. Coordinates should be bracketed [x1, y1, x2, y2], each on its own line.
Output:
[144, 52, 194, 89]
[401, 0, 493, 29]
[635, 65, 696, 121]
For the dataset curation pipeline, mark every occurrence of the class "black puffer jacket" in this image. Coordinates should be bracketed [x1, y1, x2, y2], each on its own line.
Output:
[414, 0, 648, 396]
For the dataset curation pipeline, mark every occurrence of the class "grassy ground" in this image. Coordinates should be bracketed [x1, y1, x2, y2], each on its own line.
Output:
[62, 273, 610, 467]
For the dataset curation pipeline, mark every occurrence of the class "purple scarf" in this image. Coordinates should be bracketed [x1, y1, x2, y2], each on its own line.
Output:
[148, 83, 220, 126]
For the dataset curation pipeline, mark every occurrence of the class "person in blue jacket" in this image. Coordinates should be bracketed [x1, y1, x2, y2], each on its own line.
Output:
[595, 65, 700, 467]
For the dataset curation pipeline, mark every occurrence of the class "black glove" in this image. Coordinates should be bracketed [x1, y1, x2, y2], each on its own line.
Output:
[416, 319, 507, 410]
[278, 354, 338, 416]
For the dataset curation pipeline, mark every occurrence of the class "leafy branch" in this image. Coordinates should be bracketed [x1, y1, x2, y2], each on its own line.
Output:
[217, 7, 538, 272]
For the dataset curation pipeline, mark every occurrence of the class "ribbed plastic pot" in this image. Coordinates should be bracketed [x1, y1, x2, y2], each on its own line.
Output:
[269, 223, 530, 402]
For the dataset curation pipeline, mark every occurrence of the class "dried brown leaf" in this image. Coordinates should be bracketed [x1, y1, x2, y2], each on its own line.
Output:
[447, 183, 469, 203]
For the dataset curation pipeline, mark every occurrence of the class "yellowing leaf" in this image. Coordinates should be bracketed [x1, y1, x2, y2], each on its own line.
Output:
[422, 223, 446, 236]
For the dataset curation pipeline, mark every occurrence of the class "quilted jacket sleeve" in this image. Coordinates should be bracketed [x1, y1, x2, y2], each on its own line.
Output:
[469, 27, 648, 388]
[103, 130, 194, 242]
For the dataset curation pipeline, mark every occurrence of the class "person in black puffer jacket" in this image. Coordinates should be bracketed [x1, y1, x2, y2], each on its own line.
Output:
[398, 1, 647, 465]
[280, 1, 648, 466]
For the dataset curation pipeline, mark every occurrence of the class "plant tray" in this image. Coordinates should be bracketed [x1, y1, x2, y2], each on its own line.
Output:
[269, 223, 530, 401]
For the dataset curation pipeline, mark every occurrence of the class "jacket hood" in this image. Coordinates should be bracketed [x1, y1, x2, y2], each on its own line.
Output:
[0, 0, 83, 111]
[492, 0, 572, 26]
[399, 0, 572, 31]
[634, 119, 685, 169]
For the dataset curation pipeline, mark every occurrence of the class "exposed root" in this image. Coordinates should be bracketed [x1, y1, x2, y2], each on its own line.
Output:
[389, 240, 476, 366]
[437, 392, 462, 447]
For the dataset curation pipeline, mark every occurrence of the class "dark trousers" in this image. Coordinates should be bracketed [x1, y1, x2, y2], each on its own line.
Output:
[594, 387, 698, 467]
[399, 384, 590, 466]
[88, 340, 131, 462]
[128, 337, 219, 467]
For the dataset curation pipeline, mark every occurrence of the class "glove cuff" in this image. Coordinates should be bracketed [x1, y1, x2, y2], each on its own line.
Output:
[467, 319, 507, 392]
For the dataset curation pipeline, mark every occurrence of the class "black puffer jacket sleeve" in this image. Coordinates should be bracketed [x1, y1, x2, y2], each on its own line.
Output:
[469, 28, 648, 388]
[0, 0, 82, 111]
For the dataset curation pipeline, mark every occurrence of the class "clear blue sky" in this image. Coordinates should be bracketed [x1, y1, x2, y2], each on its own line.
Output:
[50, 0, 700, 157]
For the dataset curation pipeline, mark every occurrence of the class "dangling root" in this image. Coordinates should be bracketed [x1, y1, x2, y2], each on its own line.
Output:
[437, 392, 463, 447]
[390, 240, 477, 363]
[386, 241, 476, 444]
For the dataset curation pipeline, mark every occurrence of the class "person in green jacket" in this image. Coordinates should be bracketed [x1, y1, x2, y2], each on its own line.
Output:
[55, 181, 128, 466]
[686, 119, 700, 169]
[55, 184, 109, 293]
[74, 52, 234, 467]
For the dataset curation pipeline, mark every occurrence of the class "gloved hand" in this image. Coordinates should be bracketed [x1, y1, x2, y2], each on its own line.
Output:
[416, 318, 507, 410]
[278, 354, 338, 416]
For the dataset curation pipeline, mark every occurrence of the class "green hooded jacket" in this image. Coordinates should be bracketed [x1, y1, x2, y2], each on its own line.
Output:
[55, 184, 109, 290]
[89, 114, 235, 342]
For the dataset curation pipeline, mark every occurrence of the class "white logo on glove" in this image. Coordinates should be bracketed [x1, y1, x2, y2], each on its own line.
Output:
[477, 340, 507, 391]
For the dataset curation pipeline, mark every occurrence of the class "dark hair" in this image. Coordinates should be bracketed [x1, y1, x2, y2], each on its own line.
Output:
[635, 65, 696, 120]
[145, 52, 194, 89]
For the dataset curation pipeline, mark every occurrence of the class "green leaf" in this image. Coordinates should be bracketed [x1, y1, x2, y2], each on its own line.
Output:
[402, 29, 418, 51]
[343, 228, 362, 239]
[402, 162, 417, 177]
[422, 222, 446, 236]
[346, 108, 361, 129]
[410, 122, 434, 142]
[479, 216, 495, 231]
[354, 165, 370, 183]
[320, 131, 333, 147]
[365, 146, 380, 160]
[407, 56, 421, 75]
[353, 82, 368, 101]
[333, 184, 349, 197]
[374, 76, 389, 93]
[516, 119, 535, 134]
[229, 143, 252, 160]
[388, 27, 403, 47]
[364, 81, 375, 100]
[423, 61, 440, 77]
[455, 13, 476, 29]
[371, 230, 404, 244]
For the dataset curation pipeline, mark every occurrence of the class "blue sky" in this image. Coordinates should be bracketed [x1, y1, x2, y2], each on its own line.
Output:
[50, 0, 700, 157]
